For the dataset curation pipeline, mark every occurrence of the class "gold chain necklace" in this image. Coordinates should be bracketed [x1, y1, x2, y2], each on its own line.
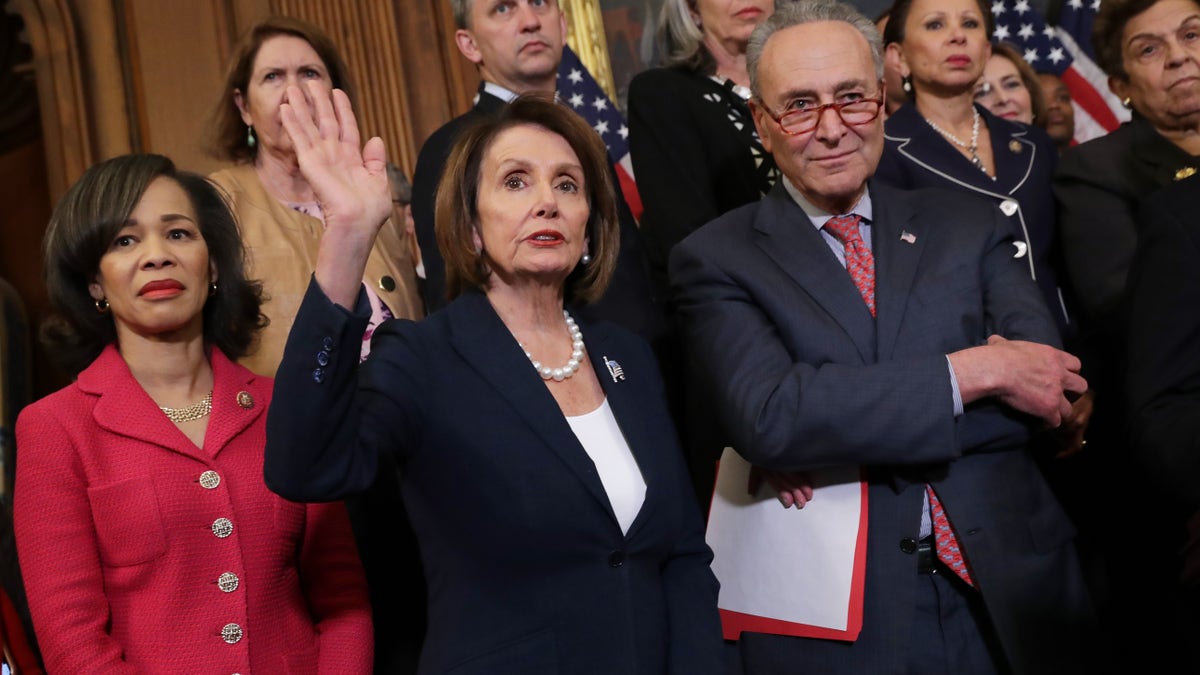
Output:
[160, 391, 213, 424]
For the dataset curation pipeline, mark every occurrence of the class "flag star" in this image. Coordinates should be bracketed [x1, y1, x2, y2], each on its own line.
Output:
[1014, 0, 1030, 13]
[1090, 0, 1100, 9]
[1018, 23, 1035, 39]
[592, 97, 608, 112]
[618, 125, 628, 139]
[568, 68, 583, 84]
[1048, 47, 1066, 63]
[569, 93, 584, 108]
[992, 1, 1005, 15]
[1043, 25, 1057, 38]
[1068, 0, 1083, 7]
[594, 120, 609, 135]
[994, 24, 1011, 40]
[1024, 48, 1039, 62]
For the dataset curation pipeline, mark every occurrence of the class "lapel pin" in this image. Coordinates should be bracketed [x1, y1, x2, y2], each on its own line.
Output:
[1008, 139, 1022, 153]
[1012, 241, 1028, 258]
[900, 230, 916, 244]
[603, 356, 626, 383]
[237, 391, 254, 409]
[1175, 167, 1197, 181]
[999, 199, 1018, 217]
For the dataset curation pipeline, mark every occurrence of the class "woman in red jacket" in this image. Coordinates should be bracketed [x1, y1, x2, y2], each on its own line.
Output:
[13, 154, 372, 674]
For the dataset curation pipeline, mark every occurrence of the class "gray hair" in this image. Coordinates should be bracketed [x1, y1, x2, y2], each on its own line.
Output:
[451, 0, 471, 29]
[657, 0, 710, 71]
[747, 0, 884, 98]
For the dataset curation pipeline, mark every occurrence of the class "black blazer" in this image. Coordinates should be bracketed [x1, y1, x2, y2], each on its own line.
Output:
[1053, 114, 1200, 334]
[264, 281, 723, 675]
[1128, 174, 1200, 510]
[628, 66, 778, 301]
[411, 86, 664, 345]
[876, 103, 1069, 339]
[670, 181, 1096, 674]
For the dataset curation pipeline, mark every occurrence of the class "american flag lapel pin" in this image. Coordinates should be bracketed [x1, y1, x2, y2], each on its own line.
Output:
[900, 230, 917, 244]
[603, 356, 625, 383]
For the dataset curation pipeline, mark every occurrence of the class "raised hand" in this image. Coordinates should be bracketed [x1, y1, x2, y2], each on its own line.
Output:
[280, 82, 392, 307]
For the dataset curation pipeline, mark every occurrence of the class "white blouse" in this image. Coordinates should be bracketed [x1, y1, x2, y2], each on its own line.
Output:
[565, 398, 646, 534]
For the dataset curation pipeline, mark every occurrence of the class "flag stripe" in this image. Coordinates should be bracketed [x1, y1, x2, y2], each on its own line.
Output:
[1061, 67, 1122, 130]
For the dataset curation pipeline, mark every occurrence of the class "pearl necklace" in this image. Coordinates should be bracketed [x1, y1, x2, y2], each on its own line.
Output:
[925, 107, 987, 175]
[160, 391, 213, 424]
[522, 310, 585, 382]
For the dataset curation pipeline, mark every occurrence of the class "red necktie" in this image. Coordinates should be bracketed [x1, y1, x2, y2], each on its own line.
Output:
[825, 215, 975, 587]
[823, 215, 876, 317]
[927, 486, 975, 586]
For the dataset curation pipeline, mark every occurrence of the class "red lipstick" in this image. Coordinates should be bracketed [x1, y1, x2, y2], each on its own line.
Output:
[139, 279, 185, 298]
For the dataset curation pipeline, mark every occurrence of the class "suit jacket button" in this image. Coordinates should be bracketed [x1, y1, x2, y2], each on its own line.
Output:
[212, 518, 233, 538]
[899, 537, 918, 554]
[218, 572, 239, 593]
[322, 336, 335, 351]
[221, 622, 243, 644]
[317, 350, 330, 367]
[199, 470, 221, 489]
[312, 368, 325, 383]
[609, 550, 625, 567]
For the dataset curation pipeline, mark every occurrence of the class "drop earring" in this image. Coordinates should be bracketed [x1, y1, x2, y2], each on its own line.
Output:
[581, 245, 592, 266]
[902, 76, 913, 94]
[247, 125, 256, 148]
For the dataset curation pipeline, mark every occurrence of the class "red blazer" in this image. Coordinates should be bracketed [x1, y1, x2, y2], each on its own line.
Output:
[14, 346, 372, 674]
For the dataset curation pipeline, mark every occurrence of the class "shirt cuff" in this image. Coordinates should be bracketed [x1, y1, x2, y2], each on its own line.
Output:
[946, 355, 964, 417]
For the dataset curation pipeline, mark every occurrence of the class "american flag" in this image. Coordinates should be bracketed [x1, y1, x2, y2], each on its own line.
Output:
[990, 0, 1129, 144]
[557, 45, 643, 220]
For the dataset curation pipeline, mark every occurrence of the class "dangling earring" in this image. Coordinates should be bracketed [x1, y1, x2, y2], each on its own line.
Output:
[247, 125, 256, 148]
[580, 244, 592, 266]
[902, 76, 913, 95]
[209, 282, 218, 297]
[94, 297, 109, 313]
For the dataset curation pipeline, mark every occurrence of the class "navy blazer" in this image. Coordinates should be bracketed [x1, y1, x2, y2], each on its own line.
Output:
[877, 103, 1069, 339]
[670, 181, 1096, 674]
[264, 281, 723, 675]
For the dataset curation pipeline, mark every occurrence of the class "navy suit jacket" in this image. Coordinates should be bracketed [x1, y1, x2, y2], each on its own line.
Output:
[877, 103, 1069, 339]
[264, 281, 723, 675]
[670, 180, 1095, 674]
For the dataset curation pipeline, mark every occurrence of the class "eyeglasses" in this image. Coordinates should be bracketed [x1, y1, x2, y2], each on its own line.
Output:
[758, 95, 884, 135]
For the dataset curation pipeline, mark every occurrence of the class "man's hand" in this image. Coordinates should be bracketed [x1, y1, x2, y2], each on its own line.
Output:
[949, 335, 1087, 427]
[748, 467, 814, 509]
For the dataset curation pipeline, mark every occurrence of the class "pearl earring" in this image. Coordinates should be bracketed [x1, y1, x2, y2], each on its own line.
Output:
[581, 245, 592, 266]
[246, 125, 256, 148]
[902, 76, 913, 94]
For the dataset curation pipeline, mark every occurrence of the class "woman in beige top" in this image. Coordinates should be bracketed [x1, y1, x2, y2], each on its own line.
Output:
[207, 16, 422, 376]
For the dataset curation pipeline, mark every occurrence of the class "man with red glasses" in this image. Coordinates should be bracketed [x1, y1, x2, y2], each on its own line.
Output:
[669, 0, 1098, 673]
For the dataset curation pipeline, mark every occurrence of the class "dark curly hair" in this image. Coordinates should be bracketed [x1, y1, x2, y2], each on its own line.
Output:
[41, 154, 266, 376]
[1092, 0, 1169, 80]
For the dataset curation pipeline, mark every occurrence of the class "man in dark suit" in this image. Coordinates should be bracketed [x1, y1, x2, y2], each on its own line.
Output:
[411, 0, 659, 342]
[670, 2, 1098, 673]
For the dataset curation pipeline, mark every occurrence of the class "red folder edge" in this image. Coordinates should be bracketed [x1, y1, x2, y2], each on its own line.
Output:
[715, 473, 869, 642]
